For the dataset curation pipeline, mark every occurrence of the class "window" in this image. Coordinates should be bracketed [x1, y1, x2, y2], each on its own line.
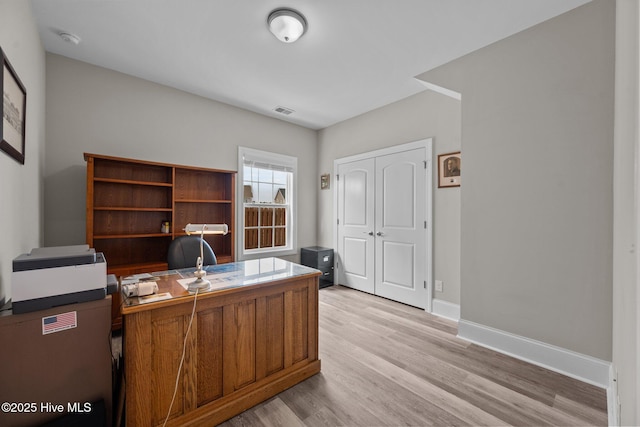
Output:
[238, 147, 297, 258]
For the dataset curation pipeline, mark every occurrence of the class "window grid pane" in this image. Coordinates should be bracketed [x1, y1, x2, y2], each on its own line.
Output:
[259, 227, 273, 248]
[274, 208, 286, 226]
[274, 227, 286, 247]
[245, 228, 258, 249]
[245, 207, 259, 227]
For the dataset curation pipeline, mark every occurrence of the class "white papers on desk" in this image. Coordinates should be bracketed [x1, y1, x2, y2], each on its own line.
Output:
[137, 292, 172, 304]
[176, 271, 242, 291]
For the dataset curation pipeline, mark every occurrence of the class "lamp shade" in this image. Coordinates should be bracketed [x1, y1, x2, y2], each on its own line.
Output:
[268, 9, 307, 43]
[184, 223, 228, 235]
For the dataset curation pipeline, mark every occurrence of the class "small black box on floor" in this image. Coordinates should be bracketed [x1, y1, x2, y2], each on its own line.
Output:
[301, 246, 334, 288]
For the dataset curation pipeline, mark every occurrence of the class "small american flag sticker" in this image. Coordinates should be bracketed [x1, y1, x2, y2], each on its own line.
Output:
[42, 311, 77, 335]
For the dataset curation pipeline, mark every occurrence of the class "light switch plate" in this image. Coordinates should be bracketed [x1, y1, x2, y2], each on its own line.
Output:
[435, 280, 443, 292]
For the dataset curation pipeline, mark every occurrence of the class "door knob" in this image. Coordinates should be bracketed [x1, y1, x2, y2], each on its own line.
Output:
[376, 231, 384, 236]
[363, 231, 374, 236]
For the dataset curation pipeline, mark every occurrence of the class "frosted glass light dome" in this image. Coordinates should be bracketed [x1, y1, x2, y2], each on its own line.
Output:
[268, 9, 307, 43]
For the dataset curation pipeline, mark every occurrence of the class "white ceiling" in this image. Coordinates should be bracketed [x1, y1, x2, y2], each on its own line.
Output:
[31, 0, 591, 130]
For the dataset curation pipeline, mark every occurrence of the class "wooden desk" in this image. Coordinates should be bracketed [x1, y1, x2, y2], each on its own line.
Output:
[122, 258, 321, 426]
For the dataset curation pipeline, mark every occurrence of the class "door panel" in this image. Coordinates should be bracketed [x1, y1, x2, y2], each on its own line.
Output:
[337, 159, 375, 293]
[343, 238, 368, 277]
[344, 170, 368, 225]
[382, 163, 415, 228]
[381, 241, 415, 289]
[375, 148, 427, 308]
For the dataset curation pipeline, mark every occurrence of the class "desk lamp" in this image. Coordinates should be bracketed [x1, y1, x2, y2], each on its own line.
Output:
[183, 223, 229, 293]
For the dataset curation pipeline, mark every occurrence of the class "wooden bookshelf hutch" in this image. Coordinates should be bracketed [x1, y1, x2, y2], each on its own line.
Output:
[84, 153, 236, 329]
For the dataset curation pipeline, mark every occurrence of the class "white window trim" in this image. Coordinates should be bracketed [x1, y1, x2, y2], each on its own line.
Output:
[237, 146, 297, 260]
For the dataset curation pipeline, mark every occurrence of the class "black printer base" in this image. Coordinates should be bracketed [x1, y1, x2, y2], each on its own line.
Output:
[12, 288, 107, 314]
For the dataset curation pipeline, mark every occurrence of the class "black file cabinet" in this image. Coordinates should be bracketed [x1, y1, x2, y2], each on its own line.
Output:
[301, 246, 334, 288]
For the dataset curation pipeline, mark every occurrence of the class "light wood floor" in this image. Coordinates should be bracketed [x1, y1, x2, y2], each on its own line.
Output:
[219, 285, 608, 427]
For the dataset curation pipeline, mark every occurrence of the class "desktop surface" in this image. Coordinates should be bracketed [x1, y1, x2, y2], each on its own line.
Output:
[121, 257, 320, 312]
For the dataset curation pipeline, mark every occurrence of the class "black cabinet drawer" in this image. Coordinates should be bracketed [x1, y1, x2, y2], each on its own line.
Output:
[301, 246, 333, 268]
[319, 270, 333, 280]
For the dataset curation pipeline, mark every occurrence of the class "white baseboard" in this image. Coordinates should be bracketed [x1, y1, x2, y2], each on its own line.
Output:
[457, 320, 611, 389]
[431, 299, 460, 321]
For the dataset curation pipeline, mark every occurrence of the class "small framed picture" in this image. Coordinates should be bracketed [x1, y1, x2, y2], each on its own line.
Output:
[1, 47, 27, 165]
[438, 151, 461, 188]
[321, 173, 330, 190]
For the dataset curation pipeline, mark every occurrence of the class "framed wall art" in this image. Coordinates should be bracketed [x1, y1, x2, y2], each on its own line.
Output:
[1, 47, 27, 165]
[321, 173, 330, 190]
[438, 151, 461, 188]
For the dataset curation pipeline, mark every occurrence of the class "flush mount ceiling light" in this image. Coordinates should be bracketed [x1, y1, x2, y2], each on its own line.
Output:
[267, 8, 307, 43]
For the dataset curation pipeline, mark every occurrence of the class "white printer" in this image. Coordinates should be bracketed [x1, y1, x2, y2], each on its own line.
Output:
[12, 245, 107, 314]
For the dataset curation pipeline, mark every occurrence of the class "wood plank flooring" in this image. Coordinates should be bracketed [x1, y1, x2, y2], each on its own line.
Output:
[219, 285, 607, 426]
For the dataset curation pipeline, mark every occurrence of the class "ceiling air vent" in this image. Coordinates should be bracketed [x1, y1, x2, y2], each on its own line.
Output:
[274, 106, 294, 115]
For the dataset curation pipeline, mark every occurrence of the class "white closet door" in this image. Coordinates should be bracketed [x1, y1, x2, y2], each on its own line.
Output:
[374, 148, 427, 308]
[337, 158, 375, 293]
[336, 144, 429, 309]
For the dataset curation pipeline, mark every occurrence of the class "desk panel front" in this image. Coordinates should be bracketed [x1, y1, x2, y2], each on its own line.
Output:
[122, 258, 321, 426]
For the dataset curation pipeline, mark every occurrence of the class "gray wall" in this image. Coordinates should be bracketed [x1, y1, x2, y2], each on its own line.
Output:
[418, 0, 614, 360]
[612, 0, 639, 424]
[44, 54, 318, 262]
[0, 0, 46, 302]
[318, 90, 461, 304]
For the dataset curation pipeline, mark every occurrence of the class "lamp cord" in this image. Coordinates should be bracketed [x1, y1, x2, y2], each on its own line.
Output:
[162, 288, 199, 427]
